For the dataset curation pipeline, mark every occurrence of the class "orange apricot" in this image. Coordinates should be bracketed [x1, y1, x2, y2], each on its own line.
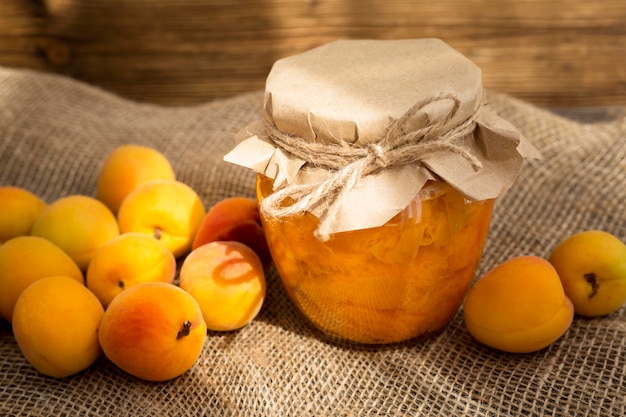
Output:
[192, 197, 271, 267]
[549, 230, 626, 317]
[0, 186, 47, 243]
[12, 275, 104, 378]
[463, 256, 574, 353]
[117, 180, 205, 258]
[99, 282, 207, 381]
[179, 241, 266, 331]
[0, 236, 84, 323]
[31, 195, 120, 271]
[86, 232, 176, 308]
[97, 144, 176, 214]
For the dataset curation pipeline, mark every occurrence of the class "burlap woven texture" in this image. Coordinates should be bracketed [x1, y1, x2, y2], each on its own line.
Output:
[1, 66, 625, 417]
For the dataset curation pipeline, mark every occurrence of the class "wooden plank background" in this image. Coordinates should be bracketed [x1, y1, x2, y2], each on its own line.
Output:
[1, 0, 624, 107]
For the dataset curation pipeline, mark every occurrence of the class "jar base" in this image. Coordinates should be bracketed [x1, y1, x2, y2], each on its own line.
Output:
[286, 294, 459, 347]
[296, 308, 454, 349]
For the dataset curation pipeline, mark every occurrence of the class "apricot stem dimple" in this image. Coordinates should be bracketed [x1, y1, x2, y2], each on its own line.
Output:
[176, 320, 192, 340]
[153, 227, 163, 240]
[118, 280, 125, 289]
[584, 273, 599, 298]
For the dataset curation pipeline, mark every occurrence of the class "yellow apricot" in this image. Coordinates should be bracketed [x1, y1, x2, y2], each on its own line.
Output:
[0, 186, 47, 243]
[12, 275, 104, 378]
[117, 180, 205, 258]
[179, 241, 266, 331]
[463, 256, 574, 353]
[97, 144, 176, 214]
[86, 232, 176, 308]
[31, 195, 120, 271]
[549, 230, 626, 317]
[0, 236, 83, 323]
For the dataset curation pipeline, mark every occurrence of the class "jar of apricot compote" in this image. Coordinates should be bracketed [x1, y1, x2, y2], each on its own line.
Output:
[225, 39, 538, 344]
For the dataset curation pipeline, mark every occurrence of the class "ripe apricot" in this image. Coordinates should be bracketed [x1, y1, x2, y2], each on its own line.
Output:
[86, 232, 177, 308]
[463, 256, 574, 353]
[0, 186, 47, 243]
[97, 144, 176, 214]
[0, 236, 83, 323]
[549, 230, 626, 317]
[31, 195, 120, 271]
[179, 241, 266, 331]
[117, 180, 205, 258]
[99, 282, 207, 381]
[192, 197, 272, 267]
[12, 275, 104, 378]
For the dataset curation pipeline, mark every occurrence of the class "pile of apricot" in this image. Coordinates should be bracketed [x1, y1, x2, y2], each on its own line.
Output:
[464, 230, 626, 354]
[0, 145, 267, 381]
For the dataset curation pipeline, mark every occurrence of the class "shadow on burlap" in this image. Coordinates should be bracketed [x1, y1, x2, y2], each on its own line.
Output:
[0, 66, 625, 416]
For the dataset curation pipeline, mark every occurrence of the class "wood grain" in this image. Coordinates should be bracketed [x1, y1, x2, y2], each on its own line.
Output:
[1, 0, 624, 107]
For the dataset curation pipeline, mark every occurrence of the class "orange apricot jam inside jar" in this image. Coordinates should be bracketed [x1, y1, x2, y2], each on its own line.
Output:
[224, 39, 539, 345]
[257, 175, 494, 345]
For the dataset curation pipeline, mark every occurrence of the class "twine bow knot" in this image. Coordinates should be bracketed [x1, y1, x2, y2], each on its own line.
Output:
[367, 143, 388, 168]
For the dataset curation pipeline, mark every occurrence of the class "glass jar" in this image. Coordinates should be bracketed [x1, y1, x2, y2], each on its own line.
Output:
[256, 174, 494, 345]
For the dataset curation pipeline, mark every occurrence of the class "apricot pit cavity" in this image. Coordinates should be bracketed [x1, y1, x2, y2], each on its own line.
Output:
[177, 320, 192, 340]
[583, 273, 598, 298]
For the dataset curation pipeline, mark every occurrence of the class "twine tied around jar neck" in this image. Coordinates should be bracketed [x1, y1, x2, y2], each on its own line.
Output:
[260, 95, 484, 242]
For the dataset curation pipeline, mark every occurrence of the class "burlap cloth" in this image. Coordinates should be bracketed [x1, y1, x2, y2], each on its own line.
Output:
[1, 66, 625, 416]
